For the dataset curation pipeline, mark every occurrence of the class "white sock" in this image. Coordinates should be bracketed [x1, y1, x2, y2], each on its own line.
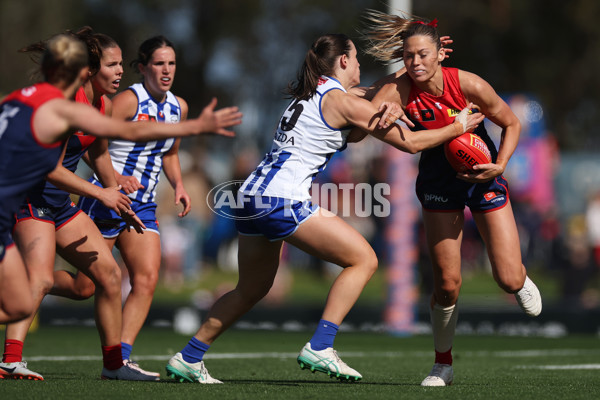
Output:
[431, 303, 458, 353]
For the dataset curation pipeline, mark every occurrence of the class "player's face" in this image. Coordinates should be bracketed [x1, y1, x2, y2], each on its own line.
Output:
[92, 46, 123, 95]
[346, 41, 361, 87]
[141, 46, 176, 100]
[403, 35, 443, 83]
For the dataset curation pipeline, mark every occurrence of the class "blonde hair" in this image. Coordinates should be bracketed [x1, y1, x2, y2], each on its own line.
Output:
[362, 9, 440, 64]
[22, 34, 88, 84]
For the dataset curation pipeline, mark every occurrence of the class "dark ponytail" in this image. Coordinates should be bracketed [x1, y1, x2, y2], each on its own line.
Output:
[286, 33, 352, 100]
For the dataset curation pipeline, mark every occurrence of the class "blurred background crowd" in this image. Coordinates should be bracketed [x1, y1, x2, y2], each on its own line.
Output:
[1, 0, 599, 329]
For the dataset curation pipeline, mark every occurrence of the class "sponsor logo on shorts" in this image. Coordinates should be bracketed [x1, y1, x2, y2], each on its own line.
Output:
[36, 207, 51, 218]
[484, 192, 497, 201]
[424, 193, 449, 203]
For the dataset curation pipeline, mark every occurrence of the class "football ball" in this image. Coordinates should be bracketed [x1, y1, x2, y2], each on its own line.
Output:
[444, 132, 492, 172]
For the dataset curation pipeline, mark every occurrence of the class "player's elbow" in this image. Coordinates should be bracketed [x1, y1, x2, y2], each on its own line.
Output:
[400, 141, 420, 154]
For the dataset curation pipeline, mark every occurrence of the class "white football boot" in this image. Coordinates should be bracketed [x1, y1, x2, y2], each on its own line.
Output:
[421, 363, 453, 387]
[165, 352, 222, 384]
[297, 342, 362, 382]
[515, 276, 542, 317]
[123, 359, 160, 378]
[101, 362, 160, 381]
[0, 361, 44, 381]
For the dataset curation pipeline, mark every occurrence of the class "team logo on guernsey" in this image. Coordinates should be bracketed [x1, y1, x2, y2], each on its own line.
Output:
[420, 108, 435, 121]
[207, 180, 276, 220]
[318, 77, 328, 85]
[21, 86, 36, 97]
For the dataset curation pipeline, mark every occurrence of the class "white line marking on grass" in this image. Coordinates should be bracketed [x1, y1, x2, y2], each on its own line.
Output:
[516, 364, 600, 370]
[25, 349, 600, 362]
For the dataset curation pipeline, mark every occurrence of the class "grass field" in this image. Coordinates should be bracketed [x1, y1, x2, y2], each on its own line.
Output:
[1, 326, 599, 399]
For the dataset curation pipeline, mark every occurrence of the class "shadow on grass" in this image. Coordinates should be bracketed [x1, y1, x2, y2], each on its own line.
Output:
[160, 378, 414, 387]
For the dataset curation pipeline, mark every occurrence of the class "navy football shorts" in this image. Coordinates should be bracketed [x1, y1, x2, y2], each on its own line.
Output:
[79, 196, 159, 238]
[235, 195, 318, 241]
[15, 198, 82, 230]
[416, 175, 510, 213]
[0, 229, 15, 262]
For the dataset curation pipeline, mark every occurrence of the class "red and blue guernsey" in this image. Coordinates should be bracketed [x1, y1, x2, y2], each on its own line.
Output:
[406, 67, 507, 212]
[406, 67, 497, 183]
[25, 86, 104, 207]
[0, 83, 66, 232]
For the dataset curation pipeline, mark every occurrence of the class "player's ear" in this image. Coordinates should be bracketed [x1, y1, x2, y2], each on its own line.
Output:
[339, 54, 348, 69]
[80, 66, 91, 82]
[438, 48, 445, 62]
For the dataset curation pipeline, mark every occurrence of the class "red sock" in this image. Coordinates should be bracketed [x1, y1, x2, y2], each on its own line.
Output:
[435, 348, 453, 365]
[3, 339, 24, 363]
[101, 344, 123, 371]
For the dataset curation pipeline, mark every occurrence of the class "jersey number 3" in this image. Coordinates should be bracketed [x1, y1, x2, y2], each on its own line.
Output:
[280, 99, 304, 132]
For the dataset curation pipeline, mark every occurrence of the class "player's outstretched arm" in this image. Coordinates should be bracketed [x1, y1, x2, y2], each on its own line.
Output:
[196, 98, 243, 137]
[45, 98, 242, 142]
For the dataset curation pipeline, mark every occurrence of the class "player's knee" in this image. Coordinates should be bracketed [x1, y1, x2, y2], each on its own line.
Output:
[239, 280, 273, 304]
[74, 281, 96, 299]
[362, 249, 379, 278]
[3, 296, 33, 323]
[439, 276, 462, 299]
[92, 263, 122, 294]
[130, 271, 159, 296]
[35, 276, 55, 296]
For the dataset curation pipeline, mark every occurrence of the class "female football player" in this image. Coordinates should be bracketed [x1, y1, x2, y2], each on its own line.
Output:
[163, 33, 483, 384]
[362, 9, 542, 386]
[0, 33, 241, 381]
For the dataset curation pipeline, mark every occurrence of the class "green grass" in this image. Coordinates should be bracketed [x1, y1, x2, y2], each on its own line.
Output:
[2, 326, 599, 399]
[113, 265, 562, 308]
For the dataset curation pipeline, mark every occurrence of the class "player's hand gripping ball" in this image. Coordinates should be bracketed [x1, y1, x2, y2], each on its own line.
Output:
[444, 132, 492, 172]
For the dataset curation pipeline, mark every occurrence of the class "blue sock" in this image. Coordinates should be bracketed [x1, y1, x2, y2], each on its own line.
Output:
[309, 319, 339, 351]
[181, 337, 210, 363]
[121, 342, 132, 361]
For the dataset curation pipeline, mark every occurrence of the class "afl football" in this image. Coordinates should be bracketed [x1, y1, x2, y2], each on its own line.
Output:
[444, 132, 492, 172]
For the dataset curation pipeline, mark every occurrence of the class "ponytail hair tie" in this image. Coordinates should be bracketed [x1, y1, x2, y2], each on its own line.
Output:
[413, 18, 438, 28]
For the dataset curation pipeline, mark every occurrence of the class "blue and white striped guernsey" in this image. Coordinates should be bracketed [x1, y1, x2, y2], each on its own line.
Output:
[103, 83, 181, 203]
[240, 76, 349, 201]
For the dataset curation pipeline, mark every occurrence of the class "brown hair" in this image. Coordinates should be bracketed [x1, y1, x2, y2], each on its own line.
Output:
[362, 9, 440, 64]
[21, 26, 118, 78]
[286, 33, 352, 100]
[130, 35, 175, 69]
